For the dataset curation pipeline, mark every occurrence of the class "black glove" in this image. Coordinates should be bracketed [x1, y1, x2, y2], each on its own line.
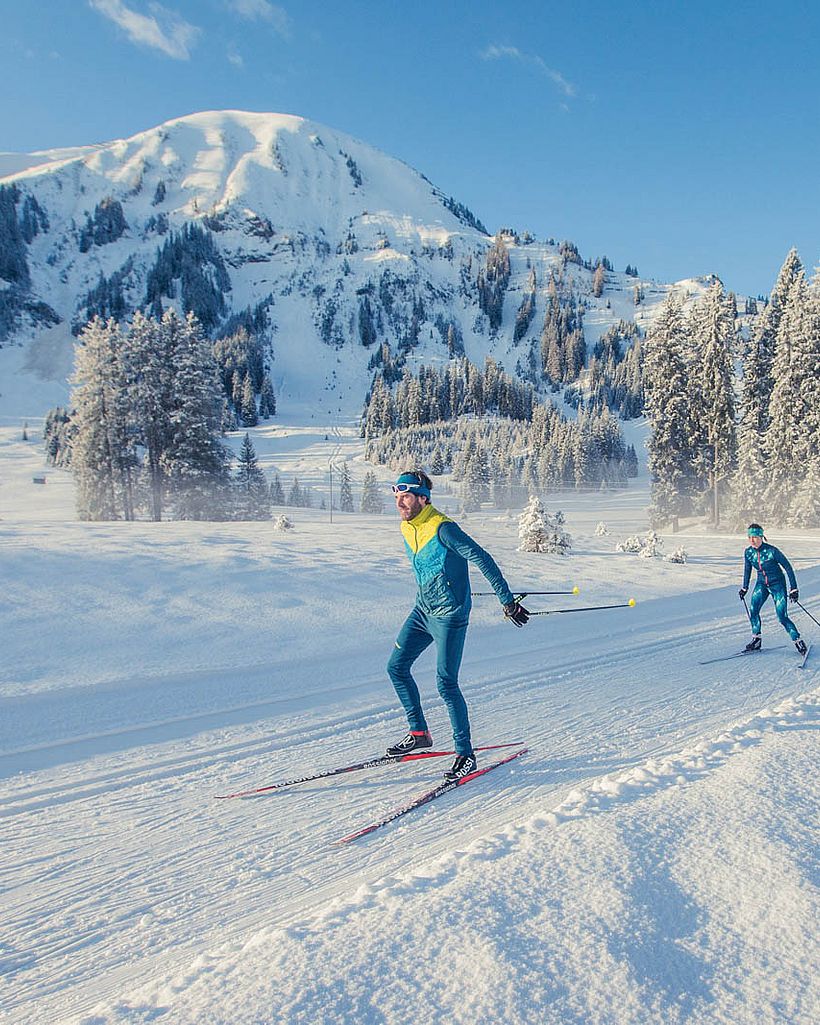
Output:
[504, 601, 530, 627]
[738, 587, 748, 599]
[789, 588, 799, 601]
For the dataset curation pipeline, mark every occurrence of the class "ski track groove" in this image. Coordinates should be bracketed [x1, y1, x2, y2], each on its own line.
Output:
[2, 610, 816, 1024]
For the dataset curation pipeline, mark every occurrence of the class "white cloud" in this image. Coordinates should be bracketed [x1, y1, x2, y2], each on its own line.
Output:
[227, 46, 245, 69]
[89, 0, 200, 60]
[481, 44, 577, 98]
[227, 0, 291, 38]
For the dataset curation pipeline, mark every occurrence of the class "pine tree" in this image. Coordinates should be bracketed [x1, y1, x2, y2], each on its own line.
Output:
[764, 268, 820, 523]
[518, 495, 551, 552]
[288, 477, 304, 507]
[546, 509, 573, 555]
[360, 470, 384, 513]
[162, 311, 232, 519]
[231, 369, 244, 412]
[241, 373, 258, 427]
[731, 249, 803, 525]
[128, 310, 175, 521]
[269, 473, 285, 505]
[234, 432, 270, 519]
[729, 314, 775, 528]
[339, 463, 354, 512]
[70, 318, 128, 520]
[258, 373, 276, 418]
[690, 281, 738, 525]
[643, 295, 695, 530]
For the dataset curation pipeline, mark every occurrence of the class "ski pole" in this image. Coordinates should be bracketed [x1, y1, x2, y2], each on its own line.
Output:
[741, 595, 753, 626]
[795, 599, 820, 629]
[472, 586, 580, 597]
[529, 599, 636, 616]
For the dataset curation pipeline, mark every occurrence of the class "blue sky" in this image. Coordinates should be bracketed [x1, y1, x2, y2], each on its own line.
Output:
[2, 0, 818, 296]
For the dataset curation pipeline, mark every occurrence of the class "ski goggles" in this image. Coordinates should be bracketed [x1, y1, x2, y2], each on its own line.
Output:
[391, 474, 431, 498]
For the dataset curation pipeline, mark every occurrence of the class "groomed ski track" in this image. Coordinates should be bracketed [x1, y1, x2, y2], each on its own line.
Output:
[3, 576, 818, 1025]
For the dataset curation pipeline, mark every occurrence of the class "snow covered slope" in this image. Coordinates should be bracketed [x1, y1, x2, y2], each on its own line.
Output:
[0, 110, 712, 419]
[1, 422, 818, 1024]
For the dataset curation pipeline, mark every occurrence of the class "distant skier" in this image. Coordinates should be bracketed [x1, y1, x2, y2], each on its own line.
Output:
[739, 523, 807, 655]
[386, 470, 529, 781]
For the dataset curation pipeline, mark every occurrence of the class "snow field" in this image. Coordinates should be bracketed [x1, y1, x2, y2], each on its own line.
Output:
[1, 423, 818, 1024]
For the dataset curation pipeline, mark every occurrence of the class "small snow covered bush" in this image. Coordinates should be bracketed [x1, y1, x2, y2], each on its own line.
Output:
[638, 530, 663, 558]
[518, 495, 550, 553]
[518, 497, 572, 555]
[665, 545, 687, 564]
[617, 530, 663, 558]
[272, 514, 294, 531]
[594, 521, 610, 537]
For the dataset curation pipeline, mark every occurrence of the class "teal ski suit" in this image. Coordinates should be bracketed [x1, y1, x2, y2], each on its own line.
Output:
[742, 542, 799, 640]
[388, 504, 514, 756]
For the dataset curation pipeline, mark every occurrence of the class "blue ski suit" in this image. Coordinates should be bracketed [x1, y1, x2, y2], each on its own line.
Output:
[742, 542, 800, 640]
[388, 504, 514, 756]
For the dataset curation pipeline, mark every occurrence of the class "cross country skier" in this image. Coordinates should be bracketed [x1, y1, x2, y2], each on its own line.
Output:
[386, 471, 530, 781]
[739, 523, 807, 655]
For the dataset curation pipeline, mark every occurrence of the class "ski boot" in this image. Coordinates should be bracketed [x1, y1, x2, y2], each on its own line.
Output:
[386, 730, 433, 758]
[744, 635, 762, 652]
[443, 752, 477, 782]
[795, 638, 808, 656]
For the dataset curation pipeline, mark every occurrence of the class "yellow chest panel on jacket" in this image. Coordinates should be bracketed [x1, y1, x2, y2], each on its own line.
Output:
[400, 505, 451, 553]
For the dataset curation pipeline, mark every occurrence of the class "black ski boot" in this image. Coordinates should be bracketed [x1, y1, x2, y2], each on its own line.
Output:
[744, 635, 762, 652]
[386, 730, 433, 758]
[443, 752, 477, 782]
[795, 638, 808, 656]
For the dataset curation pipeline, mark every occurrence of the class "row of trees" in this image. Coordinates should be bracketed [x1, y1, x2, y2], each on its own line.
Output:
[644, 250, 820, 529]
[362, 355, 536, 438]
[67, 310, 230, 520]
[574, 321, 645, 419]
[365, 403, 638, 509]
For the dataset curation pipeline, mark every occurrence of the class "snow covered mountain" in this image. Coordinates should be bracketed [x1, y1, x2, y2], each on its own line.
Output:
[0, 110, 710, 418]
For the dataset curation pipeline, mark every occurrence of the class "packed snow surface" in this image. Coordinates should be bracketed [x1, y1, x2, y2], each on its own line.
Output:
[1, 419, 818, 1024]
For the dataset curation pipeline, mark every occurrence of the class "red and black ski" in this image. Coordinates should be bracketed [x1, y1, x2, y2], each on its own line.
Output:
[335, 746, 529, 844]
[216, 742, 524, 799]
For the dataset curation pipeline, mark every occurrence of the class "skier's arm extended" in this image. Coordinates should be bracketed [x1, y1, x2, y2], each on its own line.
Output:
[438, 522, 514, 606]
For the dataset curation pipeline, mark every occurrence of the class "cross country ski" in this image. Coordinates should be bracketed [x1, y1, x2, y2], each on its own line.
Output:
[698, 645, 787, 666]
[336, 746, 529, 844]
[216, 742, 524, 799]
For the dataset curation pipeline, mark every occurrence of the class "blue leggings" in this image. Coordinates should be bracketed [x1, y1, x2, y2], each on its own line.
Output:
[387, 606, 472, 755]
[749, 582, 799, 640]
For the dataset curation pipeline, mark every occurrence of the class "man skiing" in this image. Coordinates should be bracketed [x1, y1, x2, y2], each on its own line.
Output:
[386, 470, 529, 782]
[739, 523, 807, 655]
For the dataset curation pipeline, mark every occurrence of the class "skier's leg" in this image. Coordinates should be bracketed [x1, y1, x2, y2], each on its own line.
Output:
[771, 586, 800, 641]
[387, 606, 434, 732]
[429, 615, 472, 756]
[748, 583, 768, 637]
